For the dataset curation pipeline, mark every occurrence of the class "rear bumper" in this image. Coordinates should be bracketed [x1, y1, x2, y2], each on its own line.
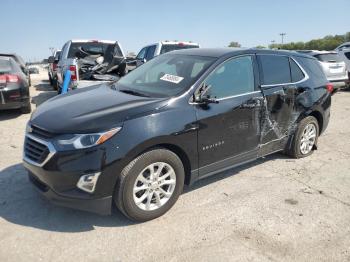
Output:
[0, 99, 29, 110]
[27, 170, 112, 215]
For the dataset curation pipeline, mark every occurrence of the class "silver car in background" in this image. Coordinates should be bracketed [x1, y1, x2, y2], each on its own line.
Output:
[309, 51, 348, 88]
[337, 48, 350, 79]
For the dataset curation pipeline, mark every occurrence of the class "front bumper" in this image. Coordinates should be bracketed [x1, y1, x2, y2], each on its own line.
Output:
[27, 170, 112, 215]
[22, 132, 127, 215]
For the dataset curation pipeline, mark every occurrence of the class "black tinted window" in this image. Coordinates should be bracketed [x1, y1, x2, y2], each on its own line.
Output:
[145, 45, 156, 60]
[289, 58, 304, 82]
[259, 55, 291, 85]
[345, 52, 350, 60]
[206, 56, 255, 99]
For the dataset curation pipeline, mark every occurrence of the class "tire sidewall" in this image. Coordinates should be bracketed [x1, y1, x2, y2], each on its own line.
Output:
[120, 149, 184, 221]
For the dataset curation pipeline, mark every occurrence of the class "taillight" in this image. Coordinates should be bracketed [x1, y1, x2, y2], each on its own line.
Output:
[0, 74, 19, 85]
[326, 83, 334, 93]
[69, 65, 77, 81]
[178, 42, 185, 46]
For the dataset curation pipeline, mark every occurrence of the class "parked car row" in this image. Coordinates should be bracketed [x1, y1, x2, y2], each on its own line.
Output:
[296, 47, 350, 89]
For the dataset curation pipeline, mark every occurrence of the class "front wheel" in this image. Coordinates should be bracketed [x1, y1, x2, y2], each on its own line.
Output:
[286, 116, 319, 158]
[115, 149, 185, 222]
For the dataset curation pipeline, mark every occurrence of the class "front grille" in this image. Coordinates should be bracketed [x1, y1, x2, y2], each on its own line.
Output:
[24, 137, 50, 164]
[31, 125, 55, 139]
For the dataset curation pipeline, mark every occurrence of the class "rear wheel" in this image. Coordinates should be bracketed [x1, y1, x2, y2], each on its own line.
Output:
[115, 149, 185, 222]
[286, 116, 319, 158]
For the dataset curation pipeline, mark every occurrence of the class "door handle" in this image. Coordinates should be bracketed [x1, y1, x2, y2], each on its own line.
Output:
[240, 97, 263, 109]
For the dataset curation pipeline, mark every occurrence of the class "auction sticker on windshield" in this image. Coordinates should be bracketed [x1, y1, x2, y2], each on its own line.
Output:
[160, 74, 184, 84]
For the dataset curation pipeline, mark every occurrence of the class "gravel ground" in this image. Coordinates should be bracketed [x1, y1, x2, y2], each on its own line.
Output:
[0, 70, 350, 262]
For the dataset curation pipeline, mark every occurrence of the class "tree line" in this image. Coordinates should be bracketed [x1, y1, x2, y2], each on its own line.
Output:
[229, 32, 350, 50]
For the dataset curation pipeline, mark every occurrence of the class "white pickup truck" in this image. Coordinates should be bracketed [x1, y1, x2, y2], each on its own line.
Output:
[129, 41, 200, 70]
[56, 39, 126, 93]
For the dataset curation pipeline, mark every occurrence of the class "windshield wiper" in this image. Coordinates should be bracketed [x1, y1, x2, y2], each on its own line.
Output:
[119, 89, 150, 97]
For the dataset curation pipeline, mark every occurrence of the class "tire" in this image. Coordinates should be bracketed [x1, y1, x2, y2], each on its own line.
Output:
[115, 149, 185, 222]
[52, 78, 58, 90]
[286, 116, 319, 158]
[49, 75, 53, 86]
[20, 102, 32, 114]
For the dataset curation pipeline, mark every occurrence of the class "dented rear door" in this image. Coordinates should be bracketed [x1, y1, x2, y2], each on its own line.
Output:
[257, 54, 298, 152]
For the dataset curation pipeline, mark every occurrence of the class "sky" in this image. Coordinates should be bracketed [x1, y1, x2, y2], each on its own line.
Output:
[0, 0, 349, 61]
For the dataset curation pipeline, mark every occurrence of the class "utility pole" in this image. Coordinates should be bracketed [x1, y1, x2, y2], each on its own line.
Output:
[279, 33, 286, 44]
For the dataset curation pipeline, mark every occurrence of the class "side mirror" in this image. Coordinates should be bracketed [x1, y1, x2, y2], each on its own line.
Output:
[142, 58, 147, 63]
[48, 56, 55, 63]
[193, 83, 219, 104]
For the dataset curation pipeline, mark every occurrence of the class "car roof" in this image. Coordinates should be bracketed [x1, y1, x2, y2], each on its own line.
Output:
[70, 39, 117, 44]
[160, 41, 199, 46]
[168, 48, 314, 59]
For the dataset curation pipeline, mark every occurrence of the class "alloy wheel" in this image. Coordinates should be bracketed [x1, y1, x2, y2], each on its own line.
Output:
[133, 162, 176, 211]
[300, 123, 317, 155]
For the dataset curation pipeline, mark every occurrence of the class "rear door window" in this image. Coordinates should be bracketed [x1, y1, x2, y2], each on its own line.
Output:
[259, 55, 291, 85]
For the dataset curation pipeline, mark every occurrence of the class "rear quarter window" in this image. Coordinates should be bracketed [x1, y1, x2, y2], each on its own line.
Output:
[289, 58, 305, 82]
[296, 57, 327, 86]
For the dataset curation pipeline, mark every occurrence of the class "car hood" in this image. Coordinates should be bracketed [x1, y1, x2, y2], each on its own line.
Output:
[30, 84, 168, 134]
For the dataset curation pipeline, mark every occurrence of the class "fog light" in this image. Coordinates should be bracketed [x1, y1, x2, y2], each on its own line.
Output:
[77, 172, 101, 193]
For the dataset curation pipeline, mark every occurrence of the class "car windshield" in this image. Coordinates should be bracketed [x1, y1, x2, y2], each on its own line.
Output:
[160, 44, 199, 55]
[116, 54, 215, 98]
[314, 53, 343, 63]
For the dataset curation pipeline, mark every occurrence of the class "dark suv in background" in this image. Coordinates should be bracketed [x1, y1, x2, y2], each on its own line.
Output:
[23, 48, 331, 222]
[0, 56, 31, 113]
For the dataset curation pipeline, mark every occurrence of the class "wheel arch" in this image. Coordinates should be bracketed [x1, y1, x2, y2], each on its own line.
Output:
[308, 110, 324, 134]
[139, 143, 192, 185]
[120, 139, 194, 186]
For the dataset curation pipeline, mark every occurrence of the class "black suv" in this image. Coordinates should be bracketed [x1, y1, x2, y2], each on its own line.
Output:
[23, 48, 331, 222]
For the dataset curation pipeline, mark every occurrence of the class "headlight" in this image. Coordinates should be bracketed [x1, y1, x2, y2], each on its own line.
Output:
[57, 127, 122, 149]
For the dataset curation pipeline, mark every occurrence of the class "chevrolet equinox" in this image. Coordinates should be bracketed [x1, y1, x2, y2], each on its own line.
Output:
[23, 48, 332, 222]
